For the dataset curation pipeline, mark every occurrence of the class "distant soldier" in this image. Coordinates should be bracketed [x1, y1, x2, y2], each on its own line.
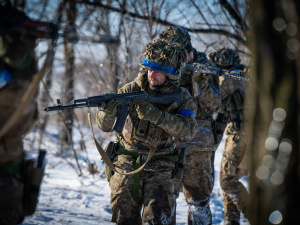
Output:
[160, 26, 221, 225]
[96, 40, 197, 224]
[209, 48, 250, 225]
[0, 1, 38, 224]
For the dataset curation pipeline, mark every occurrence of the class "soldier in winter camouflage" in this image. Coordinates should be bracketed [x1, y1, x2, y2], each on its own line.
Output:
[96, 40, 197, 225]
[160, 26, 221, 225]
[0, 2, 38, 224]
[209, 48, 250, 225]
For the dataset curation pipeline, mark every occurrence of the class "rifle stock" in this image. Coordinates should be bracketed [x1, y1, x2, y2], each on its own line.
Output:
[44, 91, 182, 133]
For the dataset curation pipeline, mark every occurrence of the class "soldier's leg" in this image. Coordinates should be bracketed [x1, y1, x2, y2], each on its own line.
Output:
[143, 170, 176, 225]
[219, 132, 249, 223]
[0, 80, 38, 224]
[222, 192, 240, 225]
[109, 155, 142, 225]
[183, 151, 214, 225]
[0, 159, 24, 225]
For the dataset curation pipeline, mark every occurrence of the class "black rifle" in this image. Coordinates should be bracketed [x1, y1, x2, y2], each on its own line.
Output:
[0, 14, 120, 44]
[44, 91, 182, 133]
[182, 62, 249, 81]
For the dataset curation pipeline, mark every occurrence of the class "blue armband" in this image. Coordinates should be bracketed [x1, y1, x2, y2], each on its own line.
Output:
[0, 69, 12, 90]
[179, 109, 195, 118]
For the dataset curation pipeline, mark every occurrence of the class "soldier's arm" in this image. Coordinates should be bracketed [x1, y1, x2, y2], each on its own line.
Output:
[193, 54, 222, 115]
[158, 88, 197, 142]
[197, 82, 222, 115]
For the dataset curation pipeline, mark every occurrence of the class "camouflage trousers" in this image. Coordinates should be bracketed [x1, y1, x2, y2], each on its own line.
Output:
[180, 118, 215, 225]
[109, 154, 176, 225]
[0, 78, 37, 224]
[219, 124, 249, 224]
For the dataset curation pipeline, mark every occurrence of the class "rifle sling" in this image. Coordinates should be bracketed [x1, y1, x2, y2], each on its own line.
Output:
[88, 101, 178, 176]
[0, 50, 54, 138]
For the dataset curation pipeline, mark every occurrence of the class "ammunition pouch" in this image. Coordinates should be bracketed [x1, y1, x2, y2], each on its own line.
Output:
[172, 147, 186, 183]
[0, 150, 46, 223]
[104, 141, 118, 182]
[23, 149, 46, 216]
[103, 140, 182, 201]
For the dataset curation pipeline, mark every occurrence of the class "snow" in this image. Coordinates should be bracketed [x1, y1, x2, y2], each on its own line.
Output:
[21, 125, 250, 225]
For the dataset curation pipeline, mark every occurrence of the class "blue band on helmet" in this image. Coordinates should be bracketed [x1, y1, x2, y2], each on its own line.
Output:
[141, 57, 180, 77]
[211, 86, 220, 96]
[179, 109, 195, 117]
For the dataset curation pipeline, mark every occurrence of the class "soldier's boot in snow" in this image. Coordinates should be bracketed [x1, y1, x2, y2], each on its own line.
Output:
[223, 193, 240, 225]
[224, 219, 240, 225]
[187, 199, 212, 225]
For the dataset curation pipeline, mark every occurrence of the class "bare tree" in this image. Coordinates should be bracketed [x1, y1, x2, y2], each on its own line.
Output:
[247, 0, 300, 224]
[59, 1, 77, 153]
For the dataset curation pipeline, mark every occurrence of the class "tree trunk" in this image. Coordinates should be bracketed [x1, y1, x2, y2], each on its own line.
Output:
[248, 0, 300, 224]
[59, 1, 77, 153]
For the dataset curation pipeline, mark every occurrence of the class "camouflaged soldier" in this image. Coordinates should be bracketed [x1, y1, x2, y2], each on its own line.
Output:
[96, 40, 197, 225]
[209, 48, 249, 225]
[160, 26, 221, 225]
[0, 2, 38, 224]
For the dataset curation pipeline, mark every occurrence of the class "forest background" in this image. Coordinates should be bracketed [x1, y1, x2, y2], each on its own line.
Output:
[9, 0, 300, 224]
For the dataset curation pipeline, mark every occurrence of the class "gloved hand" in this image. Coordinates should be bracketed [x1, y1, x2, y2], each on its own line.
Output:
[99, 99, 118, 116]
[133, 99, 163, 124]
[192, 72, 208, 87]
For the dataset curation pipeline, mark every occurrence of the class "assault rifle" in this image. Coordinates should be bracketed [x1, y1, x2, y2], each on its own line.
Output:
[182, 62, 249, 81]
[182, 62, 249, 98]
[0, 14, 120, 44]
[44, 91, 182, 133]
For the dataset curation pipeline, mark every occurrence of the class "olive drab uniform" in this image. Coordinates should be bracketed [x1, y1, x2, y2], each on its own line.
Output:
[179, 50, 221, 225]
[218, 67, 249, 225]
[96, 40, 197, 225]
[0, 2, 38, 224]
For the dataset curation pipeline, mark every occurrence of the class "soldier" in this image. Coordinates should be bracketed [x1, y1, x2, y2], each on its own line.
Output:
[0, 1, 38, 224]
[96, 40, 197, 224]
[159, 26, 221, 225]
[208, 48, 250, 225]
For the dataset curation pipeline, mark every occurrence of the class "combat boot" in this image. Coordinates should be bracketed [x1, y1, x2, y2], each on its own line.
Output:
[224, 220, 240, 225]
[187, 199, 212, 225]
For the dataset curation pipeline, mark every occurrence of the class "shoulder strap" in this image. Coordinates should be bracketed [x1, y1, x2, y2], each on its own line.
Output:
[88, 101, 178, 176]
[0, 50, 54, 138]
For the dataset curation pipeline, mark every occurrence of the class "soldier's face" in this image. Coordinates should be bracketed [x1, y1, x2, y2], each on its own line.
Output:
[148, 70, 166, 90]
[188, 51, 194, 61]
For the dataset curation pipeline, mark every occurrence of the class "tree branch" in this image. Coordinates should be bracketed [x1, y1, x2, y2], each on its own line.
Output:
[72, 0, 246, 44]
[219, 0, 249, 32]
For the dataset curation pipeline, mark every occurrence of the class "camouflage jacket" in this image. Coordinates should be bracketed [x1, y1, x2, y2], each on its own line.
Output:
[96, 70, 197, 155]
[180, 51, 221, 118]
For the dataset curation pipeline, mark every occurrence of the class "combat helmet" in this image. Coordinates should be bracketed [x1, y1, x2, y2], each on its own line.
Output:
[159, 26, 193, 53]
[208, 48, 241, 67]
[140, 40, 188, 80]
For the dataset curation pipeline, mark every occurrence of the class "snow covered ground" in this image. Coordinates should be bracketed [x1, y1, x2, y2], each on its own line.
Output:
[21, 124, 250, 225]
